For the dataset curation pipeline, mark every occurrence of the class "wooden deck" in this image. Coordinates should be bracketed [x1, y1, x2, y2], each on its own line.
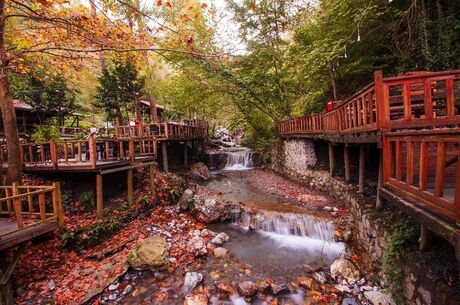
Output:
[278, 69, 460, 234]
[0, 184, 63, 251]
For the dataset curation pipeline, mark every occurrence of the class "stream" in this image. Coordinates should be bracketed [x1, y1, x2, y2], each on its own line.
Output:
[115, 150, 356, 305]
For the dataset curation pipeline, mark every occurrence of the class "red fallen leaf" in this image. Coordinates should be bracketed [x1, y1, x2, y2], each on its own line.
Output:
[187, 36, 194, 45]
[156, 0, 162, 6]
[351, 255, 361, 263]
[165, 1, 172, 8]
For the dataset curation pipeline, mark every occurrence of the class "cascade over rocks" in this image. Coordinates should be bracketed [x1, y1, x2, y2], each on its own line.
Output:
[127, 236, 169, 271]
[190, 162, 209, 180]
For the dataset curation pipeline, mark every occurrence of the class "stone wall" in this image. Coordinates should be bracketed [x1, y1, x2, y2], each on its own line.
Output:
[271, 138, 459, 305]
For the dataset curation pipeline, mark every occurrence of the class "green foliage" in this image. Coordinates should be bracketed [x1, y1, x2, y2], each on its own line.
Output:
[95, 57, 145, 124]
[31, 125, 61, 143]
[60, 188, 75, 214]
[163, 173, 186, 203]
[382, 221, 417, 304]
[11, 72, 79, 124]
[78, 191, 95, 212]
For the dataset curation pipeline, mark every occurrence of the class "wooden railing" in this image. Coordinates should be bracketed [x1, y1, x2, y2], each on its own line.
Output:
[383, 132, 460, 223]
[0, 183, 63, 233]
[0, 137, 157, 170]
[278, 70, 460, 135]
[115, 120, 208, 140]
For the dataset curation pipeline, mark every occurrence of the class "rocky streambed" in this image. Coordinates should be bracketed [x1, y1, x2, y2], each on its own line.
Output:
[98, 168, 395, 305]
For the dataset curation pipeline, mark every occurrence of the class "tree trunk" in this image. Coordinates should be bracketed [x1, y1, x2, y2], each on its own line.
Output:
[327, 59, 338, 100]
[0, 0, 22, 184]
[114, 107, 122, 127]
[148, 94, 158, 122]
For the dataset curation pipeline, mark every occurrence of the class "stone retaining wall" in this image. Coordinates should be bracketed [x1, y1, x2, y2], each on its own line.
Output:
[271, 138, 458, 305]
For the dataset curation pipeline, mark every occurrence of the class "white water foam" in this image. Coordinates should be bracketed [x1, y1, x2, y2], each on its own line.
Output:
[224, 150, 254, 170]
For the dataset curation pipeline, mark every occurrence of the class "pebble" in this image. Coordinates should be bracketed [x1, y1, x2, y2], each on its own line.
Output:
[48, 280, 56, 291]
[108, 282, 119, 291]
[123, 284, 133, 295]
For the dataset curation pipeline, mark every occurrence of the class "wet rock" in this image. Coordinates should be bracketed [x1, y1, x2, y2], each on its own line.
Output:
[335, 284, 352, 293]
[271, 283, 290, 295]
[108, 282, 119, 291]
[123, 284, 133, 295]
[187, 236, 208, 256]
[236, 281, 258, 297]
[192, 195, 234, 223]
[364, 290, 396, 305]
[313, 271, 327, 284]
[213, 247, 228, 258]
[48, 280, 56, 291]
[330, 258, 360, 282]
[218, 283, 234, 296]
[190, 162, 209, 180]
[183, 272, 203, 295]
[200, 228, 214, 238]
[184, 292, 208, 305]
[128, 236, 169, 271]
[211, 232, 230, 245]
[344, 231, 353, 241]
[178, 189, 194, 210]
[298, 276, 316, 290]
[342, 297, 359, 305]
[257, 281, 272, 293]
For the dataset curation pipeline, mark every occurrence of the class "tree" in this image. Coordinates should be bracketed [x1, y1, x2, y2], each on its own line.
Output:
[95, 58, 145, 126]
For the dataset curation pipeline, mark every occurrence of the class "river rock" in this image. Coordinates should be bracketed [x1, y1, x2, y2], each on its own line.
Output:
[364, 290, 396, 305]
[183, 272, 203, 295]
[218, 282, 234, 296]
[128, 236, 169, 271]
[191, 194, 234, 223]
[184, 292, 208, 305]
[187, 236, 208, 256]
[190, 162, 209, 180]
[178, 189, 194, 210]
[298, 276, 316, 290]
[330, 258, 360, 282]
[213, 247, 228, 258]
[211, 232, 230, 245]
[236, 281, 258, 297]
[271, 283, 290, 295]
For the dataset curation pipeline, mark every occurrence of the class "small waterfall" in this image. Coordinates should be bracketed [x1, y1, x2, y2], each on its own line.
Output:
[224, 150, 254, 170]
[243, 209, 335, 241]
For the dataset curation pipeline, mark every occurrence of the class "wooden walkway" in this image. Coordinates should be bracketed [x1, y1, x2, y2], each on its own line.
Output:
[278, 70, 460, 262]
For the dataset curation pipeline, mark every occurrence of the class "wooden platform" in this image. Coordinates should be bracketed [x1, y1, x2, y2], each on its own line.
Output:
[0, 218, 57, 251]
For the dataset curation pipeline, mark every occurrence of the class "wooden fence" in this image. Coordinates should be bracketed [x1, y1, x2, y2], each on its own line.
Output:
[115, 120, 208, 140]
[0, 137, 156, 170]
[0, 183, 64, 233]
[278, 70, 460, 135]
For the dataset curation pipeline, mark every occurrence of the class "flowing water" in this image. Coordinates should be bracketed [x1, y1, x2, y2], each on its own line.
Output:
[224, 149, 254, 170]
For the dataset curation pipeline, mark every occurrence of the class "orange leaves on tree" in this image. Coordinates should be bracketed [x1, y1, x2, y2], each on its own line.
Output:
[201, 3, 208, 9]
[250, 2, 257, 11]
[156, 0, 162, 6]
[165, 1, 172, 8]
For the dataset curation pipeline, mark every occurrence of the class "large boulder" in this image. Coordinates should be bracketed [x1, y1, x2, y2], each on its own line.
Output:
[128, 236, 169, 271]
[330, 258, 360, 283]
[178, 189, 194, 210]
[190, 162, 209, 180]
[191, 194, 234, 223]
[364, 290, 396, 305]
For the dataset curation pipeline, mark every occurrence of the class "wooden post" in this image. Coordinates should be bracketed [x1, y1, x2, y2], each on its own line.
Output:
[184, 142, 188, 167]
[149, 164, 156, 198]
[344, 145, 350, 182]
[127, 169, 133, 204]
[376, 148, 384, 210]
[419, 225, 433, 251]
[328, 142, 334, 176]
[162, 142, 169, 173]
[89, 136, 97, 169]
[12, 183, 23, 228]
[129, 139, 135, 162]
[96, 174, 103, 219]
[53, 182, 64, 227]
[49, 139, 57, 170]
[359, 145, 365, 193]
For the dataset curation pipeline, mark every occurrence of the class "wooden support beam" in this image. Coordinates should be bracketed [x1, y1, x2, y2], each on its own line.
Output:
[0, 243, 26, 305]
[328, 142, 334, 176]
[419, 225, 433, 251]
[376, 149, 384, 210]
[344, 145, 350, 182]
[359, 145, 366, 193]
[162, 142, 169, 173]
[127, 169, 133, 204]
[184, 142, 188, 167]
[96, 174, 103, 219]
